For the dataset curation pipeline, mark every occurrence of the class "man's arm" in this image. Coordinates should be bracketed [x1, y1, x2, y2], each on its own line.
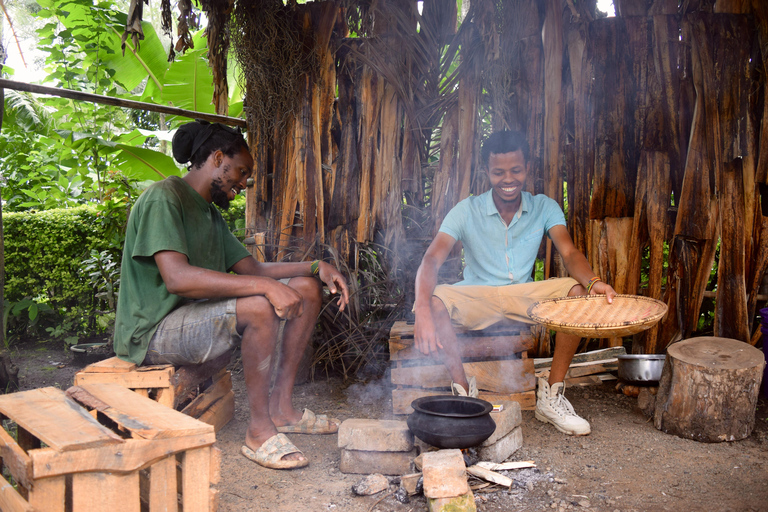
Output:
[231, 257, 349, 311]
[154, 250, 306, 319]
[548, 225, 616, 302]
[413, 232, 457, 354]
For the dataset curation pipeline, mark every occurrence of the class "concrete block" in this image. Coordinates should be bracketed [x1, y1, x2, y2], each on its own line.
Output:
[477, 426, 523, 463]
[338, 419, 413, 452]
[422, 449, 469, 499]
[427, 490, 476, 512]
[482, 401, 522, 446]
[339, 448, 417, 475]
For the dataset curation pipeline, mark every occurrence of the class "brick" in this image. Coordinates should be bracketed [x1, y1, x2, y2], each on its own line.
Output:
[339, 448, 417, 475]
[400, 473, 422, 495]
[427, 490, 477, 512]
[422, 449, 469, 499]
[477, 426, 523, 463]
[482, 401, 522, 446]
[338, 419, 413, 452]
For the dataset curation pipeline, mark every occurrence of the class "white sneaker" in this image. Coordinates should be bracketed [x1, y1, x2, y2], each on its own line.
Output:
[535, 378, 591, 435]
[451, 376, 478, 398]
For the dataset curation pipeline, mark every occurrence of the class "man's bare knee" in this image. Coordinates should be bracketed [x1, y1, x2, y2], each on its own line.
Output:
[430, 296, 450, 319]
[568, 284, 586, 296]
[236, 295, 279, 330]
[288, 276, 323, 305]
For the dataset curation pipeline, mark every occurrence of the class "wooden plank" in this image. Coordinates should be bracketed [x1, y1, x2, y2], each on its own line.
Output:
[534, 347, 626, 368]
[172, 352, 232, 409]
[28, 476, 65, 512]
[79, 356, 138, 373]
[155, 386, 175, 408]
[181, 447, 211, 512]
[30, 433, 215, 479]
[0, 473, 33, 512]
[181, 372, 232, 419]
[392, 389, 536, 415]
[209, 446, 222, 486]
[389, 335, 535, 361]
[535, 360, 619, 379]
[149, 456, 178, 512]
[391, 358, 535, 394]
[0, 387, 122, 451]
[0, 426, 32, 489]
[67, 383, 214, 440]
[74, 367, 174, 388]
[196, 391, 235, 434]
[72, 471, 140, 512]
[389, 320, 534, 341]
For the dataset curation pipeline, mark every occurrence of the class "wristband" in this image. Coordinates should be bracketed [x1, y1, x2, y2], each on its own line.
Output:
[586, 277, 601, 295]
[310, 260, 320, 276]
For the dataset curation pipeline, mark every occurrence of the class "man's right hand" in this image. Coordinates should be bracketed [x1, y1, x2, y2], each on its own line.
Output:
[265, 280, 304, 319]
[413, 307, 444, 356]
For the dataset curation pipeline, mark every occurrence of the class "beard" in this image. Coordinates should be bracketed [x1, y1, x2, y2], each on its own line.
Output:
[210, 176, 231, 210]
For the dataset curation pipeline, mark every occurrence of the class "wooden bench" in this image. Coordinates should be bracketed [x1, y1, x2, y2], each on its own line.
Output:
[0, 382, 220, 512]
[389, 320, 547, 414]
[74, 352, 234, 433]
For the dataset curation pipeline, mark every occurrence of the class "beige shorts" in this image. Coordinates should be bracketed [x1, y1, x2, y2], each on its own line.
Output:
[433, 277, 579, 330]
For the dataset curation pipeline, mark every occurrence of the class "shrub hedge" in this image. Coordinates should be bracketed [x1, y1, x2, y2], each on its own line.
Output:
[3, 195, 246, 342]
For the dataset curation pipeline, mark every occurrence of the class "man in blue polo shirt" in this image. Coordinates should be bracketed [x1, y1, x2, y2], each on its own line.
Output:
[413, 130, 616, 436]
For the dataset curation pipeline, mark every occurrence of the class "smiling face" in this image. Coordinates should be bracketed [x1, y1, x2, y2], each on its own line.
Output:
[486, 150, 529, 210]
[209, 146, 254, 210]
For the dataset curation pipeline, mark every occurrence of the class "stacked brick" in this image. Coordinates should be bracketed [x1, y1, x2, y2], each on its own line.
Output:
[338, 419, 417, 475]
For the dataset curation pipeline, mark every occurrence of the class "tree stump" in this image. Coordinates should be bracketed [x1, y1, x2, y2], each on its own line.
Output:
[654, 337, 765, 442]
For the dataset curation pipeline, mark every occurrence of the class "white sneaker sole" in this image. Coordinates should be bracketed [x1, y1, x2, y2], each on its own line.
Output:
[535, 410, 591, 436]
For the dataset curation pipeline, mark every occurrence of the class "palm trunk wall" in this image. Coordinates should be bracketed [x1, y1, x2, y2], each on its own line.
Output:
[237, 0, 768, 354]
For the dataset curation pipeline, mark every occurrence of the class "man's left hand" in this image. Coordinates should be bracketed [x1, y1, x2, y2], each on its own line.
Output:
[317, 262, 350, 311]
[590, 281, 617, 304]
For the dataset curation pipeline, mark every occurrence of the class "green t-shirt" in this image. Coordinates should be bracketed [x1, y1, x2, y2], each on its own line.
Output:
[113, 176, 251, 364]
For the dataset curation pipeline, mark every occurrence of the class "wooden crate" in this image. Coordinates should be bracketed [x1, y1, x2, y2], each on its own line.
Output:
[74, 355, 234, 433]
[389, 321, 543, 414]
[0, 382, 219, 512]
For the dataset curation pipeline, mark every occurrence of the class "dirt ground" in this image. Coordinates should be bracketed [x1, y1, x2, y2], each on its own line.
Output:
[8, 340, 768, 512]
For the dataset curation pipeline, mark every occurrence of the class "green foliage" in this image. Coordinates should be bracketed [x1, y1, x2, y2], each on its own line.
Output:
[3, 206, 120, 343]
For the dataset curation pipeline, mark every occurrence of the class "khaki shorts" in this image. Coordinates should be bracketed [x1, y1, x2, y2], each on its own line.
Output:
[433, 277, 579, 330]
[144, 298, 241, 366]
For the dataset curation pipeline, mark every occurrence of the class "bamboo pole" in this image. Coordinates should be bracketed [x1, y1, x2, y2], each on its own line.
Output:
[0, 78, 247, 128]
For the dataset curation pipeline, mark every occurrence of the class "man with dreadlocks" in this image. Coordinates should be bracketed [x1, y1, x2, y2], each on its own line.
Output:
[413, 130, 616, 437]
[114, 120, 349, 470]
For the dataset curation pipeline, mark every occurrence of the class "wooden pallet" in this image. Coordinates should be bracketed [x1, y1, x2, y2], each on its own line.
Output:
[389, 321, 543, 414]
[0, 383, 219, 512]
[74, 354, 234, 433]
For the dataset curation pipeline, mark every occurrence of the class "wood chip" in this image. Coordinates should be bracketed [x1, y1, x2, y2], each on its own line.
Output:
[476, 461, 536, 471]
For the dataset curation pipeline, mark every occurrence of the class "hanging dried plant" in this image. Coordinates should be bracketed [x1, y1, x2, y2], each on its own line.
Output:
[230, 0, 319, 140]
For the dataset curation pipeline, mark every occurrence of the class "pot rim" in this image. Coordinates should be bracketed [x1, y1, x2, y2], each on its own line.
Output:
[410, 395, 493, 418]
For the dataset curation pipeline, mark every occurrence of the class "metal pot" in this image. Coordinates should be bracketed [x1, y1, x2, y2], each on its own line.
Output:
[407, 395, 496, 449]
[617, 354, 666, 383]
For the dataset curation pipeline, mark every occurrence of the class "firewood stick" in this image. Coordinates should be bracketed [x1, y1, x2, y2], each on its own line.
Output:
[466, 465, 512, 488]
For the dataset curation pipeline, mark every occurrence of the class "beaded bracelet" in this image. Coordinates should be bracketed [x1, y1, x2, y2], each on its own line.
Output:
[586, 276, 601, 295]
[310, 260, 321, 276]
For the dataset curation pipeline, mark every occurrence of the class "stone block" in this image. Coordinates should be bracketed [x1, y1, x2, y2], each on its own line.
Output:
[339, 448, 417, 475]
[422, 449, 469, 499]
[400, 472, 422, 495]
[482, 401, 522, 446]
[338, 419, 413, 452]
[427, 490, 477, 512]
[477, 426, 523, 463]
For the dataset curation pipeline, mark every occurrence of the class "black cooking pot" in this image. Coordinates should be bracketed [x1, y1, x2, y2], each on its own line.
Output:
[407, 395, 496, 449]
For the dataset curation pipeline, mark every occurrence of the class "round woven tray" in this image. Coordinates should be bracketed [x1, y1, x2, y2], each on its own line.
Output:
[527, 294, 668, 338]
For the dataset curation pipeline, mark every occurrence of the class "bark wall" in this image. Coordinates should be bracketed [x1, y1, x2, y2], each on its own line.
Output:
[241, 0, 768, 354]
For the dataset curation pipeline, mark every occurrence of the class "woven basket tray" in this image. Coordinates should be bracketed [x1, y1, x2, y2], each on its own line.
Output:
[527, 294, 668, 338]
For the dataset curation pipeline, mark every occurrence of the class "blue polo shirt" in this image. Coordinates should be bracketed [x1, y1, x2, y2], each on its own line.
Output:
[439, 190, 566, 286]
